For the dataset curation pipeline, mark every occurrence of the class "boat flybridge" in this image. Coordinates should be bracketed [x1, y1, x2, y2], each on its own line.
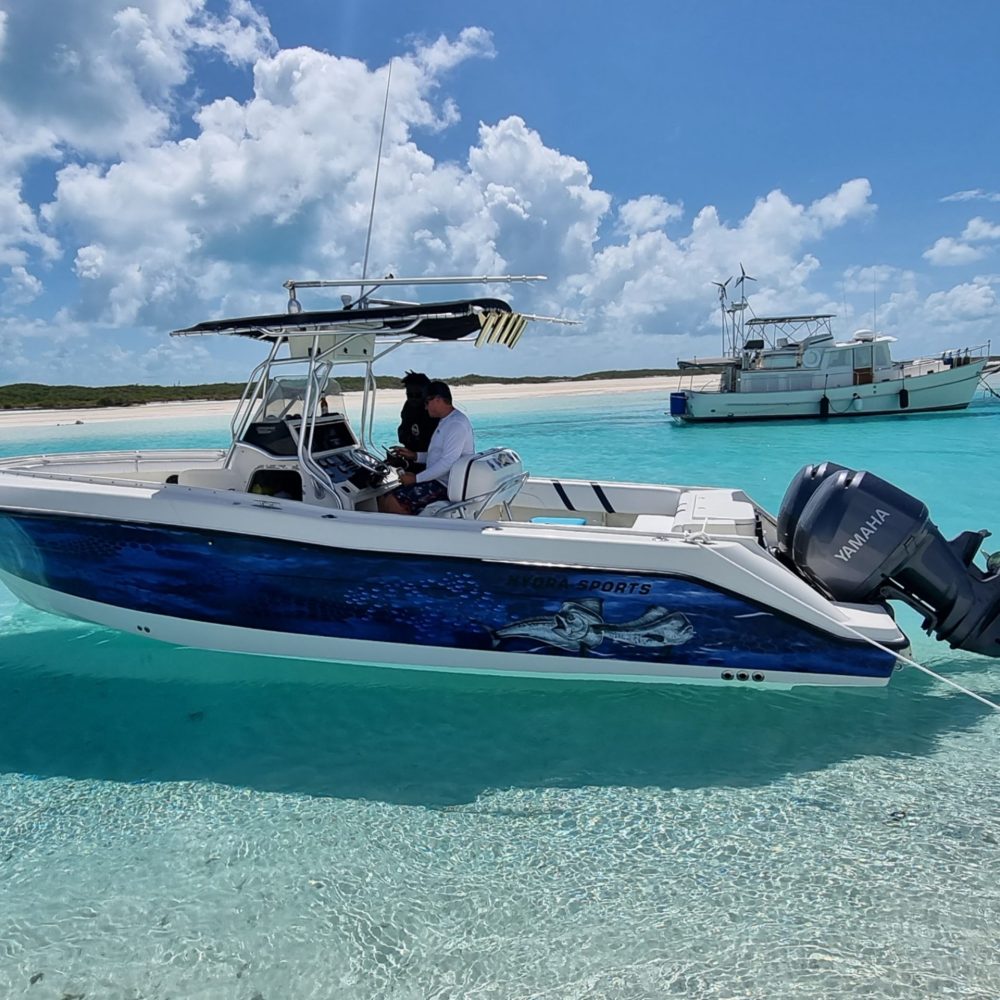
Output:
[1, 275, 999, 690]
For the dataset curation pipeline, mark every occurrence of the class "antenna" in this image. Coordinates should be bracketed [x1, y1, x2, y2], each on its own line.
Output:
[359, 59, 393, 303]
[872, 264, 878, 331]
[712, 277, 732, 355]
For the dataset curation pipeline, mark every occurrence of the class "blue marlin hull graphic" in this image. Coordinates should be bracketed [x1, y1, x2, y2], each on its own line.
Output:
[0, 511, 899, 680]
[492, 599, 695, 653]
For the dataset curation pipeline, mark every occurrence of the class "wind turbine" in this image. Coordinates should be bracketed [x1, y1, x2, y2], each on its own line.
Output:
[733, 262, 756, 298]
[712, 277, 732, 355]
[731, 263, 756, 349]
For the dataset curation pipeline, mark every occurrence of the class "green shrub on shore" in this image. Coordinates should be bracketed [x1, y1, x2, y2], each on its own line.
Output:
[0, 371, 680, 411]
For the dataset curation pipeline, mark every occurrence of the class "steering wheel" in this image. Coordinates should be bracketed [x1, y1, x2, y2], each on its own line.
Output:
[352, 449, 394, 486]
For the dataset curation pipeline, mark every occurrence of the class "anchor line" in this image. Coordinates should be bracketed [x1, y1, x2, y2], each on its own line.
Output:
[679, 531, 1000, 711]
[979, 374, 1000, 400]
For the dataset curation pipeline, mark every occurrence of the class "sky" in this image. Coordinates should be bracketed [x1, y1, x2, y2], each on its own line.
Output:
[1, 0, 999, 386]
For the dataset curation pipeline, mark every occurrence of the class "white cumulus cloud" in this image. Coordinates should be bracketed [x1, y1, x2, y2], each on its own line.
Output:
[923, 237, 986, 266]
[808, 178, 875, 228]
[0, 175, 60, 268]
[0, 6, 979, 383]
[617, 195, 683, 236]
[924, 281, 997, 323]
[961, 216, 1000, 242]
[0, 0, 276, 159]
[3, 264, 42, 305]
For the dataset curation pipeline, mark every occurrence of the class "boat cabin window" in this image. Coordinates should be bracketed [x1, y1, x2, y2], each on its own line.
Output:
[873, 342, 891, 367]
[760, 352, 798, 370]
[822, 348, 852, 369]
[853, 345, 874, 369]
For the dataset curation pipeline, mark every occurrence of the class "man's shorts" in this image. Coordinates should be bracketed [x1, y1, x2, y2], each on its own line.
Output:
[390, 478, 449, 514]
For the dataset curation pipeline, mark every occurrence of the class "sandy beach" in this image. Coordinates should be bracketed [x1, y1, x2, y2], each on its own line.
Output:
[0, 374, 719, 429]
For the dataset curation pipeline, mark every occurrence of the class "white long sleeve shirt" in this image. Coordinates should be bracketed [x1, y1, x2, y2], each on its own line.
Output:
[416, 408, 475, 485]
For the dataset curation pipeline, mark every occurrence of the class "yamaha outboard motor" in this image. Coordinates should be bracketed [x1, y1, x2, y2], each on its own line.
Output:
[775, 461, 849, 560]
[778, 463, 1000, 657]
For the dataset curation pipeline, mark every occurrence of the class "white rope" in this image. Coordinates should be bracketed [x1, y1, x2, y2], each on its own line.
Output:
[682, 533, 1000, 711]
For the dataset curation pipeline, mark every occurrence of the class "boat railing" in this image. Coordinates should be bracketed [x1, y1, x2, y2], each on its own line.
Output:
[227, 338, 283, 458]
[901, 343, 991, 378]
[929, 342, 990, 362]
[0, 448, 225, 473]
[670, 371, 725, 394]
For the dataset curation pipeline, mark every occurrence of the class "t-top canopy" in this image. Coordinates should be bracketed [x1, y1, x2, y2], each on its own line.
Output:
[172, 297, 514, 343]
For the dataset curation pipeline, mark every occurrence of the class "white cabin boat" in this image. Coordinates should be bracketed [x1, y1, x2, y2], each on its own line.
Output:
[672, 312, 991, 423]
[1, 277, 999, 689]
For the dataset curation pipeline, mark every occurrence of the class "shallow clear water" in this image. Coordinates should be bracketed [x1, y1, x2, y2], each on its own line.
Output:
[1, 388, 999, 999]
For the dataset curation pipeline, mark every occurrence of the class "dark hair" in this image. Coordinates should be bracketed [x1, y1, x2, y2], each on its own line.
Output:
[424, 380, 452, 404]
[401, 371, 431, 399]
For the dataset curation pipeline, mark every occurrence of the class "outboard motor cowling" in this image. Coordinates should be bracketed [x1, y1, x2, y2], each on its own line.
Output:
[791, 469, 930, 600]
[780, 464, 1000, 658]
[775, 461, 848, 560]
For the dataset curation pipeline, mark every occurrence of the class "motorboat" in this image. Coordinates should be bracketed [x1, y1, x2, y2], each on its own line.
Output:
[1, 275, 999, 689]
[671, 287, 993, 422]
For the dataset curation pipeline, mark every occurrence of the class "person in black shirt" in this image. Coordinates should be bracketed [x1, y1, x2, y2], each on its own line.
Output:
[387, 371, 439, 473]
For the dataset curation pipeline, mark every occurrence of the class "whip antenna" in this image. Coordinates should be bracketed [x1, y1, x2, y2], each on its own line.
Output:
[360, 59, 392, 300]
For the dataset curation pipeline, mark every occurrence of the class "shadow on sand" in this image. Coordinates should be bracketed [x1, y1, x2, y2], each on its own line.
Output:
[0, 621, 994, 808]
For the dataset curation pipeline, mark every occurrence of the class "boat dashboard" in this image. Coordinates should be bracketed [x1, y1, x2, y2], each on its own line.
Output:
[237, 414, 395, 506]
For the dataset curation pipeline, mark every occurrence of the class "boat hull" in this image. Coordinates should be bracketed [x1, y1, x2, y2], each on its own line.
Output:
[673, 360, 985, 422]
[0, 506, 901, 688]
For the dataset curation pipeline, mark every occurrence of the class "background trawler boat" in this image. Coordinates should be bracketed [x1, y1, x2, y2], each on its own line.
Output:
[1, 275, 999, 690]
[671, 269, 996, 422]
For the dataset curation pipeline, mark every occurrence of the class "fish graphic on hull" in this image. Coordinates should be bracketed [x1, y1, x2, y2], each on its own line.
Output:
[492, 598, 695, 654]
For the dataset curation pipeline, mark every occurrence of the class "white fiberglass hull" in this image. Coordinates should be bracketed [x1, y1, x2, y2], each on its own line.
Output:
[0, 461, 906, 689]
[674, 360, 985, 422]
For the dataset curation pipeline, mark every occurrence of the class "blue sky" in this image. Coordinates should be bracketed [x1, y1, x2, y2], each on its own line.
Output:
[1, 0, 999, 385]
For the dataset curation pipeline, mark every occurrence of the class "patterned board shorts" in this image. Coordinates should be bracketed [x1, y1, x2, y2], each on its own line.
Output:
[390, 478, 450, 514]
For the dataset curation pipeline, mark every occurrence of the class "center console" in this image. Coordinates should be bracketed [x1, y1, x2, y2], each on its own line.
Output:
[314, 446, 393, 493]
[239, 415, 396, 508]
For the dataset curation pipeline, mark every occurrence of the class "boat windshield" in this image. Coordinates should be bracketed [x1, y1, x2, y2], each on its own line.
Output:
[250, 372, 346, 423]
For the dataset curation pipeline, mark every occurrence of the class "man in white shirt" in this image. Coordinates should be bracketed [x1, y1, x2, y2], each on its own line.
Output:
[379, 381, 475, 515]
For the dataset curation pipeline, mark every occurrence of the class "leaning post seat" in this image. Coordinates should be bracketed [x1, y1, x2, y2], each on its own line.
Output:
[420, 448, 527, 519]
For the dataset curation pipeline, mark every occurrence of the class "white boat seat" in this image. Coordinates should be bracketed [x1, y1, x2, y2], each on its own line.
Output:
[420, 448, 527, 519]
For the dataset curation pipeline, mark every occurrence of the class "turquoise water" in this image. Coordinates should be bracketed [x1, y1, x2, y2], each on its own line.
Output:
[1, 388, 999, 999]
